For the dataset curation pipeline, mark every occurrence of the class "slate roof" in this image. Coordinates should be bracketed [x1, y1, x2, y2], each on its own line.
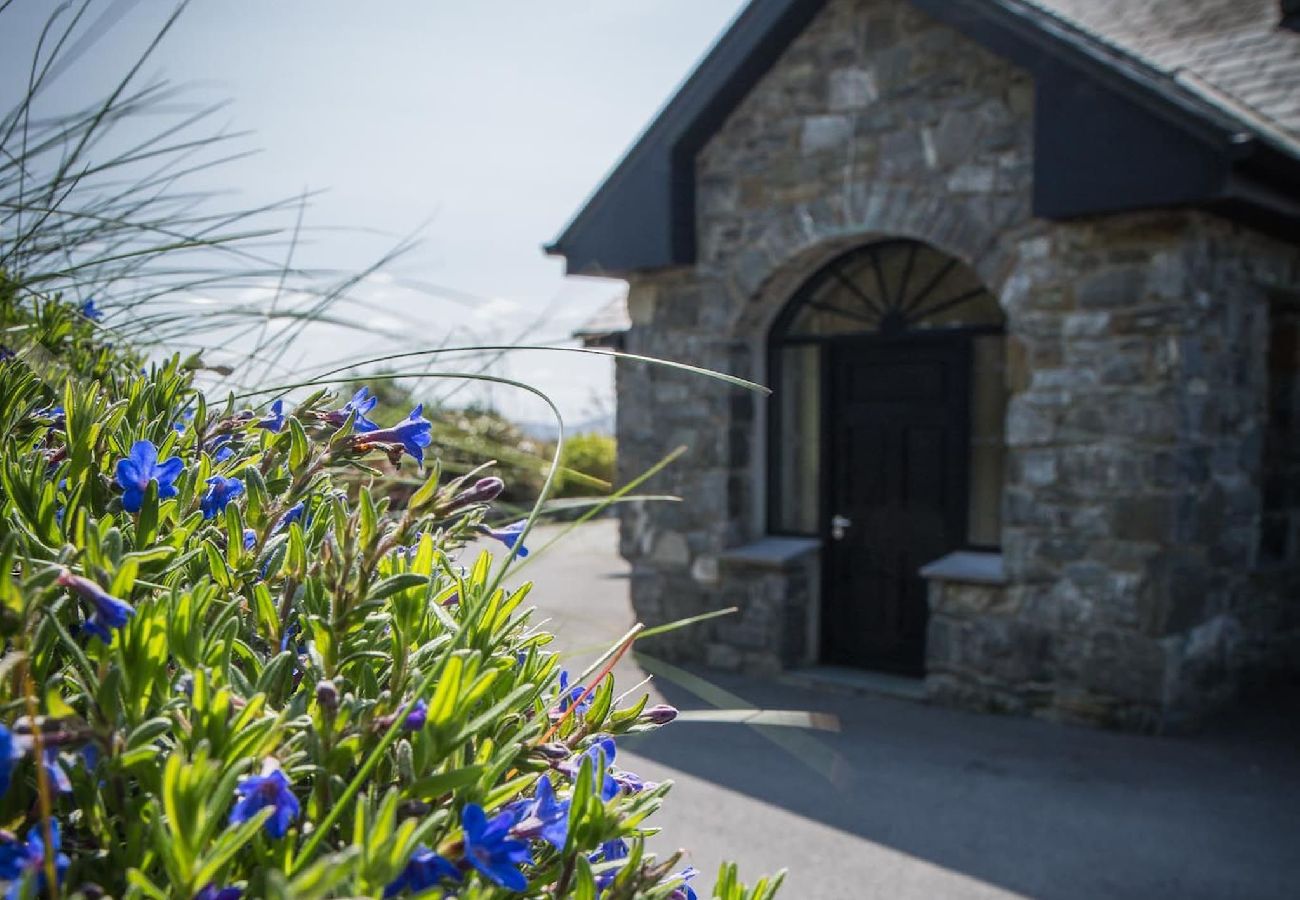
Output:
[572, 294, 631, 345]
[1019, 0, 1300, 155]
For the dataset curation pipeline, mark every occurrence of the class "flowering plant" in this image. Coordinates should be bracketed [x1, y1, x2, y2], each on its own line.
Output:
[0, 285, 784, 899]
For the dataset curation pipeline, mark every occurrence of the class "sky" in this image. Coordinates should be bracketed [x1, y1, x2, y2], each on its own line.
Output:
[0, 0, 749, 427]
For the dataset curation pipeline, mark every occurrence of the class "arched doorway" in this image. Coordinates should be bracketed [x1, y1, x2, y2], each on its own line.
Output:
[767, 239, 1007, 676]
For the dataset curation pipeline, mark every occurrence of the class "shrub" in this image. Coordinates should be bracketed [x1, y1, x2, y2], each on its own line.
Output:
[555, 434, 617, 499]
[0, 285, 784, 898]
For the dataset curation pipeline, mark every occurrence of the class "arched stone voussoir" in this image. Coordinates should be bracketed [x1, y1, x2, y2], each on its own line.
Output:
[724, 185, 1028, 341]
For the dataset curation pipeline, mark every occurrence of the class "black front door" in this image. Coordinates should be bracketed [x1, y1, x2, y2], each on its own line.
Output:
[821, 337, 970, 675]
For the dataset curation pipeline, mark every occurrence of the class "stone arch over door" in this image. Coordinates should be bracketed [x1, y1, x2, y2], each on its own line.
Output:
[765, 237, 1008, 675]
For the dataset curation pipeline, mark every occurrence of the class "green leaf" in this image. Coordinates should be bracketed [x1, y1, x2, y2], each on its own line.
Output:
[407, 765, 485, 801]
[367, 574, 427, 603]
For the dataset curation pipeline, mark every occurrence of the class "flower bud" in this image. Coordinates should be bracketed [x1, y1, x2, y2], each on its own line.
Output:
[447, 476, 505, 512]
[315, 679, 340, 712]
[641, 703, 679, 725]
[536, 742, 572, 761]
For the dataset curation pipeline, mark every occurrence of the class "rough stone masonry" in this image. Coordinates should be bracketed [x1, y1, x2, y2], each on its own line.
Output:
[614, 0, 1300, 730]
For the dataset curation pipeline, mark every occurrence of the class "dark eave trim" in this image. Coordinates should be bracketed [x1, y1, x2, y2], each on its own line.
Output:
[545, 0, 829, 275]
[547, 0, 1300, 276]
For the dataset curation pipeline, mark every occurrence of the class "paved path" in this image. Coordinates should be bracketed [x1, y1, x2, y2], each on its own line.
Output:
[477, 520, 1300, 899]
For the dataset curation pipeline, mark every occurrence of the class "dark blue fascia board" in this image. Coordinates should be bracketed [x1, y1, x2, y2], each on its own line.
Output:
[545, 0, 829, 276]
[547, 0, 1300, 276]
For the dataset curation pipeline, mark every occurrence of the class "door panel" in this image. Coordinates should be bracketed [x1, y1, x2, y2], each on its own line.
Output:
[821, 339, 970, 675]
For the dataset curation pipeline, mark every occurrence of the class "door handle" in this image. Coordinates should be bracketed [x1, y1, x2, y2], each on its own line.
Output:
[830, 514, 852, 541]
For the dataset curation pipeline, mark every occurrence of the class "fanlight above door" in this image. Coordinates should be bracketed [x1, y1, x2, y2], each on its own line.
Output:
[779, 239, 1003, 338]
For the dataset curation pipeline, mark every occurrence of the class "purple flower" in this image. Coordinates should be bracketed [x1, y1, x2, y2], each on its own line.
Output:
[230, 760, 300, 839]
[512, 776, 569, 850]
[461, 803, 532, 891]
[80, 299, 104, 322]
[362, 404, 433, 466]
[115, 440, 184, 513]
[0, 821, 70, 898]
[481, 520, 529, 558]
[642, 703, 679, 725]
[194, 887, 243, 900]
[383, 846, 460, 897]
[612, 768, 656, 794]
[326, 387, 379, 433]
[0, 345, 14, 361]
[57, 570, 134, 644]
[403, 699, 428, 731]
[256, 398, 286, 433]
[448, 476, 505, 511]
[200, 475, 244, 519]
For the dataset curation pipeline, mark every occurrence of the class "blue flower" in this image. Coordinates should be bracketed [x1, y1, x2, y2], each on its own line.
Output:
[561, 736, 619, 801]
[34, 405, 64, 427]
[194, 886, 243, 900]
[326, 387, 379, 433]
[256, 399, 286, 433]
[173, 407, 195, 433]
[481, 520, 529, 557]
[383, 846, 461, 897]
[612, 767, 655, 794]
[590, 839, 628, 891]
[362, 404, 433, 466]
[80, 299, 104, 321]
[0, 726, 19, 797]
[557, 670, 590, 716]
[403, 699, 428, 731]
[205, 434, 236, 462]
[115, 440, 184, 513]
[668, 866, 699, 900]
[0, 821, 70, 900]
[243, 528, 257, 551]
[230, 761, 300, 839]
[57, 570, 134, 644]
[42, 748, 71, 795]
[461, 803, 532, 891]
[200, 475, 244, 519]
[515, 776, 569, 851]
[0, 345, 14, 361]
[274, 502, 305, 532]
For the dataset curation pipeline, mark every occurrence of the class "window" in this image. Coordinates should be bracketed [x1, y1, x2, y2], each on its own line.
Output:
[768, 239, 1007, 545]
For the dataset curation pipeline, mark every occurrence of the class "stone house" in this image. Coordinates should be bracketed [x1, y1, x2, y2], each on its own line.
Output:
[548, 0, 1300, 730]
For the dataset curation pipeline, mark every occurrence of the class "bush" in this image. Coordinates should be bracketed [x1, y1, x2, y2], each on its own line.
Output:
[555, 434, 617, 499]
[0, 285, 784, 898]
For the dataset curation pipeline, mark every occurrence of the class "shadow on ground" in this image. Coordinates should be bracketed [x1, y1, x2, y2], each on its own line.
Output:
[503, 521, 1300, 899]
[624, 656, 1300, 899]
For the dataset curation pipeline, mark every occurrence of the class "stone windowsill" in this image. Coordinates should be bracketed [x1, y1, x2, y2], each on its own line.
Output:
[719, 536, 821, 570]
[919, 551, 1006, 585]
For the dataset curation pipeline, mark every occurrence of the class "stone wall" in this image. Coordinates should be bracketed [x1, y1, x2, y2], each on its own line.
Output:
[996, 214, 1300, 729]
[615, 0, 1300, 728]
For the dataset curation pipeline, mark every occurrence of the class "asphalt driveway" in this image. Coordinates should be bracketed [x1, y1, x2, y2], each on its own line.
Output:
[476, 520, 1300, 899]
